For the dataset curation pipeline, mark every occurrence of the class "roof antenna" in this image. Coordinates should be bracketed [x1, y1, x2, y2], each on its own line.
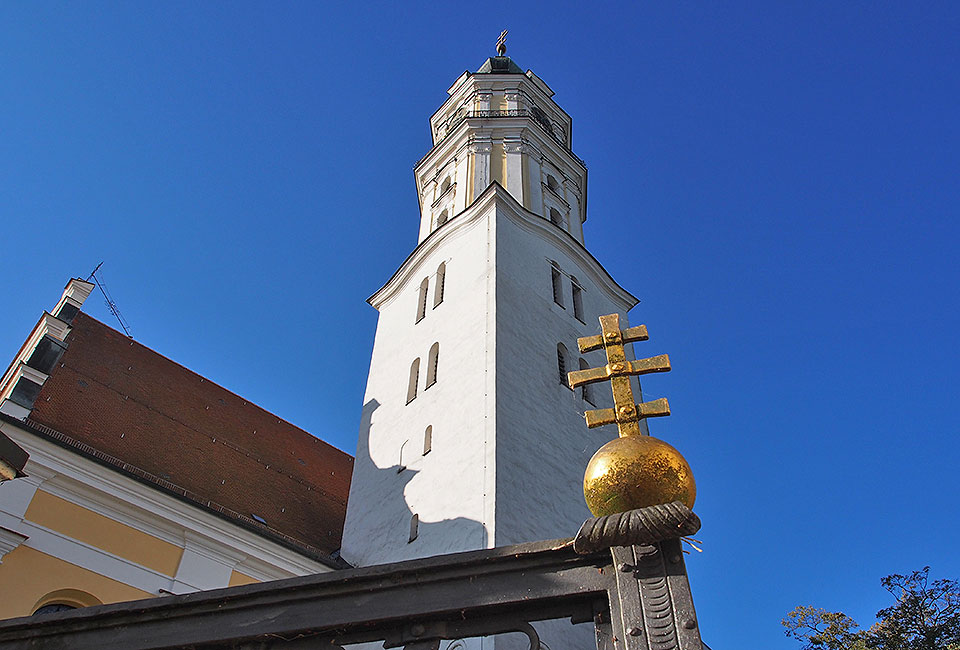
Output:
[87, 262, 133, 338]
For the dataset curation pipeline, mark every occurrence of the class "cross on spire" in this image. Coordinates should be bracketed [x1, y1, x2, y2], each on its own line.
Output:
[496, 30, 508, 56]
[567, 314, 671, 437]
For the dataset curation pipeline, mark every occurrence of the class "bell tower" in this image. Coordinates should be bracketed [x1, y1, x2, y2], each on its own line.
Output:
[341, 46, 644, 569]
[415, 52, 587, 245]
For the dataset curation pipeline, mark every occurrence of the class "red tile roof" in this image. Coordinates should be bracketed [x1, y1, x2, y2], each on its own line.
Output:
[29, 313, 352, 556]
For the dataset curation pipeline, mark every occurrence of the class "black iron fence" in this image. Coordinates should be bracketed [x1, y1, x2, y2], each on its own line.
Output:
[0, 504, 702, 650]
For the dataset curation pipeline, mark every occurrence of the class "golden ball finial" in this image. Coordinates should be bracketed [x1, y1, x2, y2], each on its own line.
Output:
[583, 435, 696, 517]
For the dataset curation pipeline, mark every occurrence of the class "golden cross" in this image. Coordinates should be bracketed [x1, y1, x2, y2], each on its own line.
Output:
[567, 313, 671, 437]
[496, 30, 508, 56]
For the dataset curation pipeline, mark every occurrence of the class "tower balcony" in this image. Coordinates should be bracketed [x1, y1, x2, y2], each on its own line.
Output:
[419, 109, 587, 171]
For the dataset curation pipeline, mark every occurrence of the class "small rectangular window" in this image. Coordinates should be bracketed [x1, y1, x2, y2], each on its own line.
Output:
[434, 263, 445, 308]
[572, 283, 584, 322]
[26, 336, 66, 374]
[408, 514, 419, 543]
[551, 266, 564, 307]
[426, 342, 439, 388]
[579, 358, 594, 405]
[407, 358, 420, 404]
[423, 426, 432, 455]
[416, 278, 429, 323]
[558, 344, 568, 386]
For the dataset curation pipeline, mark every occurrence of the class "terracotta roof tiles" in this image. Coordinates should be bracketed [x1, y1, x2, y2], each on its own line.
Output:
[29, 313, 353, 555]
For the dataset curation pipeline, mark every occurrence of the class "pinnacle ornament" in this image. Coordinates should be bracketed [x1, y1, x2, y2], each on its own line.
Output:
[567, 314, 696, 516]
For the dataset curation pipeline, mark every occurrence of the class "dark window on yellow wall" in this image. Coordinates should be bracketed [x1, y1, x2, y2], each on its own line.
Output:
[33, 604, 78, 616]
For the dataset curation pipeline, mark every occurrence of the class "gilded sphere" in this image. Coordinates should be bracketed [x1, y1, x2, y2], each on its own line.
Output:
[583, 435, 696, 517]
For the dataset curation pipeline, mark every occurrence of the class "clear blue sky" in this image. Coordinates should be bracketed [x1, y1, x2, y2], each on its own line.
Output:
[2, 2, 958, 647]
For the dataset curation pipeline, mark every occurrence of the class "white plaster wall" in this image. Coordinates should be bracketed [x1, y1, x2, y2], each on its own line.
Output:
[343, 187, 643, 567]
[341, 201, 498, 567]
[492, 203, 636, 547]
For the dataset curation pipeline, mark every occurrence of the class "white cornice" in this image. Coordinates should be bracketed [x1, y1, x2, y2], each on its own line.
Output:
[4, 515, 172, 594]
[369, 184, 636, 311]
[0, 526, 28, 563]
[0, 421, 333, 577]
[52, 278, 94, 316]
[430, 75, 572, 137]
[370, 189, 496, 310]
[0, 313, 70, 402]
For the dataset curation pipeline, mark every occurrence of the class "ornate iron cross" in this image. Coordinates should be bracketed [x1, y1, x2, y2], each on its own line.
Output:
[567, 314, 671, 437]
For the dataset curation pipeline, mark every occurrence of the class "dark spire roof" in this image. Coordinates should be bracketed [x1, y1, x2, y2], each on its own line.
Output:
[477, 56, 524, 74]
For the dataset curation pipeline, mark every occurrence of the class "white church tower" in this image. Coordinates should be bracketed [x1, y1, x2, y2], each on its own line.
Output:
[341, 48, 645, 569]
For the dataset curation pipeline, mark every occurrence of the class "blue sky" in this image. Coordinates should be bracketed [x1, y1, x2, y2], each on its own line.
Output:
[2, 2, 958, 647]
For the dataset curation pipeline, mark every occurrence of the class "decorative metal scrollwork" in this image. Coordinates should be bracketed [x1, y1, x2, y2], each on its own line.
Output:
[573, 501, 701, 554]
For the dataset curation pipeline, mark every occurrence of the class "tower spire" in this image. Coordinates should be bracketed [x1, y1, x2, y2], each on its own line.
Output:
[496, 29, 508, 56]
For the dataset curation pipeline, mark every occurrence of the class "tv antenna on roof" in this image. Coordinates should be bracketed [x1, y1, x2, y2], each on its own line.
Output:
[87, 262, 132, 338]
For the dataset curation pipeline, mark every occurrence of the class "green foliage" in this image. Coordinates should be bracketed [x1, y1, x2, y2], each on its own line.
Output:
[782, 568, 960, 650]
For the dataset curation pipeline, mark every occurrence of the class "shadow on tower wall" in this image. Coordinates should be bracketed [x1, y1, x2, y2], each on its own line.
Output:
[340, 399, 488, 568]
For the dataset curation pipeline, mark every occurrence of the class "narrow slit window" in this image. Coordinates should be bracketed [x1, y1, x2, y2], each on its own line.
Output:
[416, 277, 429, 323]
[571, 278, 584, 322]
[433, 262, 445, 308]
[551, 264, 564, 307]
[426, 342, 440, 388]
[398, 440, 408, 473]
[423, 425, 432, 455]
[436, 209, 449, 227]
[408, 513, 419, 543]
[407, 358, 420, 404]
[549, 208, 562, 227]
[579, 358, 594, 405]
[558, 343, 569, 387]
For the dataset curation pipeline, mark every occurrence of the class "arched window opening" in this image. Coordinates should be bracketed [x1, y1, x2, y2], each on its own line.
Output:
[398, 440, 408, 473]
[436, 209, 449, 228]
[408, 513, 419, 543]
[579, 358, 594, 405]
[558, 343, 569, 387]
[416, 277, 429, 323]
[32, 589, 101, 615]
[440, 176, 451, 194]
[571, 278, 584, 322]
[549, 208, 563, 227]
[551, 264, 564, 307]
[407, 358, 420, 404]
[423, 425, 433, 455]
[33, 604, 77, 616]
[426, 342, 440, 389]
[546, 175, 559, 192]
[433, 262, 445, 308]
